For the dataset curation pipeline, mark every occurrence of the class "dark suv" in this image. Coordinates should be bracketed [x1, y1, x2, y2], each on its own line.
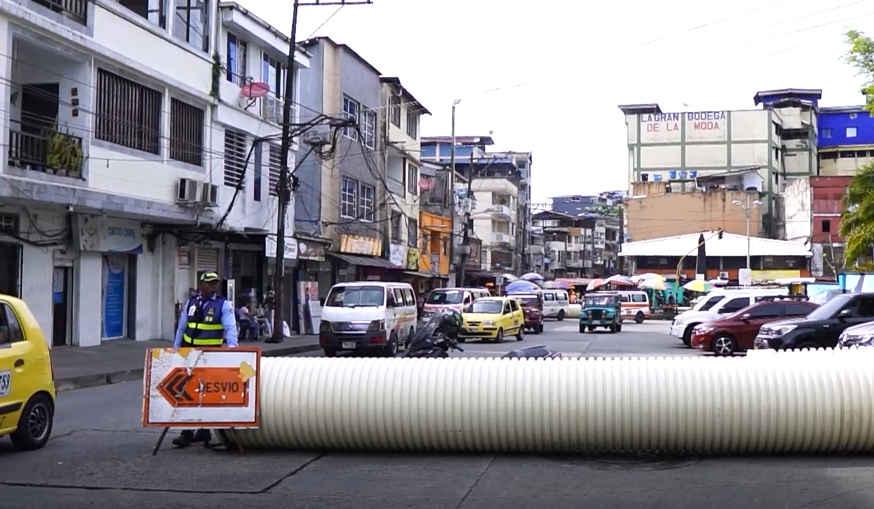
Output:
[691, 297, 818, 356]
[754, 292, 874, 350]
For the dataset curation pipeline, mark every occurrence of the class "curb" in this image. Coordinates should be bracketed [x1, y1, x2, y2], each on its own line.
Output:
[55, 343, 323, 393]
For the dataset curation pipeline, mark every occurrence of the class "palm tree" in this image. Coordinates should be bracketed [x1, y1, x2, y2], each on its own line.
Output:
[840, 162, 874, 265]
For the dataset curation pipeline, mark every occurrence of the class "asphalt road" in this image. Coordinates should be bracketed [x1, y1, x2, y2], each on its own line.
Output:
[2, 320, 873, 508]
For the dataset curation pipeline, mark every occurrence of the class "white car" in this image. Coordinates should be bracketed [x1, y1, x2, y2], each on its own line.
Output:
[671, 291, 786, 346]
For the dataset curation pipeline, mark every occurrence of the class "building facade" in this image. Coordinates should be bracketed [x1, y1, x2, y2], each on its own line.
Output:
[532, 210, 618, 279]
[0, 0, 306, 347]
[619, 89, 821, 241]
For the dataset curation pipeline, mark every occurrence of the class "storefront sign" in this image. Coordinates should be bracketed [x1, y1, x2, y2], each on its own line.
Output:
[640, 111, 728, 144]
[339, 234, 382, 256]
[389, 243, 407, 267]
[751, 270, 801, 281]
[296, 240, 325, 261]
[265, 235, 298, 259]
[407, 248, 420, 270]
[74, 215, 143, 254]
[102, 255, 127, 339]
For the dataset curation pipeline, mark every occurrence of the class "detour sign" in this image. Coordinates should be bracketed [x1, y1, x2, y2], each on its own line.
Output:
[143, 347, 261, 429]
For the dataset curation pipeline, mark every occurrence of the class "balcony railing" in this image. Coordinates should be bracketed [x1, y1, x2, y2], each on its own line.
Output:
[34, 0, 87, 23]
[8, 121, 84, 178]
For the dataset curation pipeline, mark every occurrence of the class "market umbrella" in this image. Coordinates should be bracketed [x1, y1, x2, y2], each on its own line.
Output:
[605, 275, 636, 287]
[639, 279, 667, 291]
[543, 280, 572, 290]
[500, 273, 519, 283]
[586, 278, 605, 291]
[631, 273, 667, 283]
[520, 272, 544, 281]
[683, 280, 712, 293]
[505, 280, 540, 293]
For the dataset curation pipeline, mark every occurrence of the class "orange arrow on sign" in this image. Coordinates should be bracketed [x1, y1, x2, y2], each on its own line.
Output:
[156, 367, 249, 408]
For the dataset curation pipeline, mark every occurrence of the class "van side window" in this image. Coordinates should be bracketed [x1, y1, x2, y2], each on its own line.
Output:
[621, 295, 630, 302]
[402, 288, 415, 306]
[632, 294, 647, 303]
[544, 293, 555, 301]
[393, 289, 405, 306]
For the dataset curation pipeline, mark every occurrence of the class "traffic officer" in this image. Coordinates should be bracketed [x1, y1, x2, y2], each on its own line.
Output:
[171, 271, 238, 448]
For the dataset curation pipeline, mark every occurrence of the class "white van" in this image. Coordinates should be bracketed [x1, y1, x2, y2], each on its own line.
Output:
[541, 289, 571, 320]
[671, 288, 788, 346]
[319, 282, 418, 357]
[618, 290, 652, 323]
[421, 287, 491, 320]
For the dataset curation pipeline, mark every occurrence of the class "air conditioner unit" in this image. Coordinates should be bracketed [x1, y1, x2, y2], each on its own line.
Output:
[176, 178, 198, 202]
[719, 271, 730, 279]
[261, 96, 283, 123]
[199, 183, 218, 205]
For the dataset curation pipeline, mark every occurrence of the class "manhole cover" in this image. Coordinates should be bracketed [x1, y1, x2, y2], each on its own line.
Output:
[544, 452, 702, 471]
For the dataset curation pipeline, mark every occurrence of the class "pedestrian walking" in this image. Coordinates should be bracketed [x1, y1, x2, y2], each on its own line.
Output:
[171, 271, 238, 448]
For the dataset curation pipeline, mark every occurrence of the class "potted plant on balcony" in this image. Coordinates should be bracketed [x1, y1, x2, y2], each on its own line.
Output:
[46, 123, 84, 177]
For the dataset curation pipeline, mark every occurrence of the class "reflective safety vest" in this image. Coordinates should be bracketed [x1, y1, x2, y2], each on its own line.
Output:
[182, 295, 227, 347]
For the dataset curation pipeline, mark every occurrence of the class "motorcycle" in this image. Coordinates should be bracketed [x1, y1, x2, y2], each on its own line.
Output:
[404, 313, 464, 358]
[502, 345, 562, 359]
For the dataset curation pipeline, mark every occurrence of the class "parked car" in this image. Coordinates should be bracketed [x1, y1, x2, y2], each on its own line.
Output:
[671, 289, 788, 346]
[754, 292, 874, 351]
[0, 295, 56, 451]
[507, 293, 544, 334]
[691, 297, 818, 356]
[839, 320, 874, 348]
[459, 296, 525, 343]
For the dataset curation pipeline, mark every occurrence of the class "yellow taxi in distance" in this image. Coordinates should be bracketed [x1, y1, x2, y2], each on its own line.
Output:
[0, 295, 56, 451]
[459, 296, 525, 343]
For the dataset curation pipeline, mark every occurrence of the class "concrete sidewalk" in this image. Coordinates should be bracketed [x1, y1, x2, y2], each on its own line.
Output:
[51, 336, 322, 392]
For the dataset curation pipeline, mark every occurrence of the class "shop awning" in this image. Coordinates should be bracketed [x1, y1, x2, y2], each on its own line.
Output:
[466, 271, 494, 279]
[404, 271, 437, 278]
[328, 253, 401, 269]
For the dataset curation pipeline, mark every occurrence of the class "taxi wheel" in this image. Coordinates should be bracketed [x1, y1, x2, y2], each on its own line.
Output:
[10, 393, 54, 451]
[712, 335, 736, 356]
[635, 312, 645, 324]
[557, 310, 565, 321]
[516, 327, 524, 341]
[495, 329, 504, 343]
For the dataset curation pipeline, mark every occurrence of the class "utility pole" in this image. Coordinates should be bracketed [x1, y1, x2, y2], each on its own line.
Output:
[456, 152, 475, 287]
[449, 99, 460, 287]
[271, 0, 372, 342]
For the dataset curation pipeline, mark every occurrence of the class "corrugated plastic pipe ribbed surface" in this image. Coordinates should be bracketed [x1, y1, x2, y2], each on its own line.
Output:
[233, 349, 874, 454]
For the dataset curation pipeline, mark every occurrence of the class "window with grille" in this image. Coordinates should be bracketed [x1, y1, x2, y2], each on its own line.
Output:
[359, 184, 375, 222]
[406, 162, 418, 196]
[95, 69, 161, 155]
[341, 177, 357, 218]
[223, 129, 247, 187]
[391, 213, 402, 241]
[389, 95, 401, 127]
[408, 218, 418, 247]
[361, 109, 376, 149]
[342, 96, 359, 139]
[169, 98, 204, 166]
[406, 110, 418, 139]
[268, 144, 281, 197]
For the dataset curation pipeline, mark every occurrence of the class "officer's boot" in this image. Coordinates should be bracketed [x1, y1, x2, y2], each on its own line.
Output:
[172, 429, 195, 448]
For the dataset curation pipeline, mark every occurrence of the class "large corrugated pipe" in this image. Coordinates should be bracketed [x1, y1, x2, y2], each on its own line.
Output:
[232, 349, 874, 453]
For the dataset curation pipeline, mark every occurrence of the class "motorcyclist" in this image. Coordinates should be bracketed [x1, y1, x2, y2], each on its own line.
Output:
[436, 308, 463, 340]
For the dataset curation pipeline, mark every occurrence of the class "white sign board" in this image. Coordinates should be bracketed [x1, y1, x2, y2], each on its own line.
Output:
[738, 268, 752, 287]
[640, 111, 728, 144]
[265, 235, 298, 259]
[142, 347, 261, 429]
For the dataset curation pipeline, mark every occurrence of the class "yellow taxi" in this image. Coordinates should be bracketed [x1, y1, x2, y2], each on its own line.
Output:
[459, 296, 525, 343]
[0, 295, 56, 451]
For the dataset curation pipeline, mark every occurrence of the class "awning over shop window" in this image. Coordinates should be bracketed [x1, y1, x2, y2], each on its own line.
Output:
[466, 271, 494, 279]
[403, 271, 436, 278]
[328, 252, 401, 269]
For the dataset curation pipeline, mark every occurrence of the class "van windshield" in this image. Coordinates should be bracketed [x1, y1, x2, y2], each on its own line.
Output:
[325, 286, 385, 308]
[427, 291, 463, 304]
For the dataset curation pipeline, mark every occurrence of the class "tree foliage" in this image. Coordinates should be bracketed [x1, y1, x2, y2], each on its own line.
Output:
[841, 30, 874, 264]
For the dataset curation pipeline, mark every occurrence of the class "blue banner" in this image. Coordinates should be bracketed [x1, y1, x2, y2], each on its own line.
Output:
[102, 255, 127, 339]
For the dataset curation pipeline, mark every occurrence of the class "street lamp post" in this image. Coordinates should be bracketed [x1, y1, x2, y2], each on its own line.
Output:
[732, 194, 763, 270]
[450, 99, 461, 287]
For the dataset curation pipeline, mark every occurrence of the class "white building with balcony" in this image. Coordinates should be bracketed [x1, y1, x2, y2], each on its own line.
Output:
[468, 175, 520, 273]
[0, 0, 307, 347]
[380, 77, 429, 269]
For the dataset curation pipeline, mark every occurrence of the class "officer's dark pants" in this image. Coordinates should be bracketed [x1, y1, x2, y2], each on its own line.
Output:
[172, 428, 212, 448]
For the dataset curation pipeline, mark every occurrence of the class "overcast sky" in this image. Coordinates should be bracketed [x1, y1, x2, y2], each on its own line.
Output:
[238, 0, 874, 206]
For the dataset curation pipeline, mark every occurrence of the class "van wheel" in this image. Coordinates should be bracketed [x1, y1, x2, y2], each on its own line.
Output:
[10, 393, 54, 451]
[682, 325, 697, 347]
[405, 327, 415, 350]
[495, 329, 504, 343]
[385, 331, 399, 357]
[635, 312, 645, 324]
[557, 310, 565, 321]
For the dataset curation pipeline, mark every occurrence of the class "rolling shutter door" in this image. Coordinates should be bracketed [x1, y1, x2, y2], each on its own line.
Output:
[195, 247, 219, 274]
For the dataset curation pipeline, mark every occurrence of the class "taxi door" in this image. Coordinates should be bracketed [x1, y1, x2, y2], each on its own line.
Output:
[509, 299, 524, 333]
[0, 302, 31, 435]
